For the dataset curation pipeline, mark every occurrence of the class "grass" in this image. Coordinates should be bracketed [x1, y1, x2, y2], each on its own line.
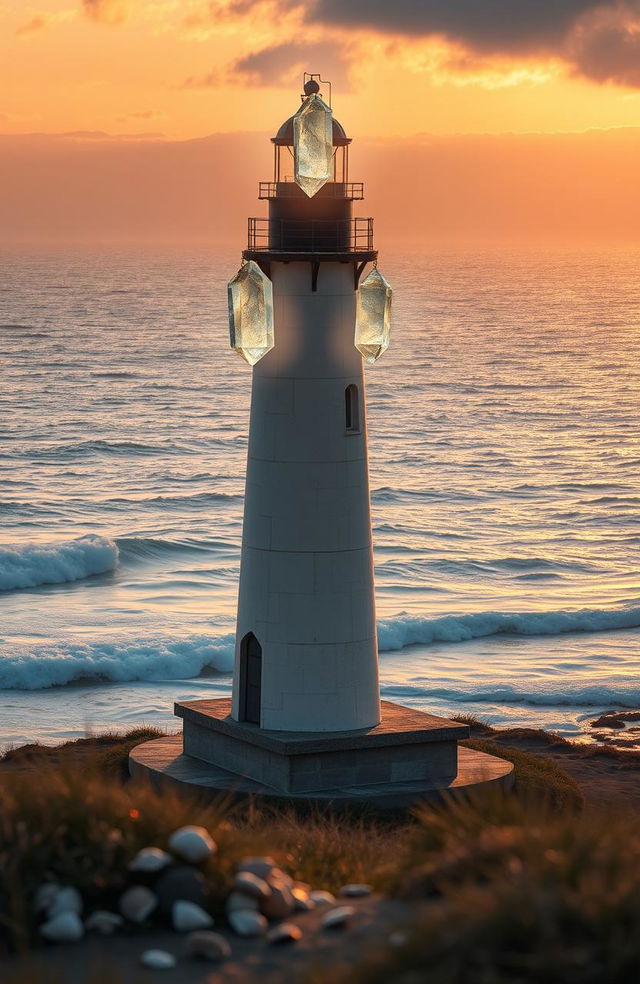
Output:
[321, 791, 640, 984]
[0, 723, 627, 979]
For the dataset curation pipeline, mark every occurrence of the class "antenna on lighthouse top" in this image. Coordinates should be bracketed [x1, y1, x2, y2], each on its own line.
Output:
[303, 72, 331, 107]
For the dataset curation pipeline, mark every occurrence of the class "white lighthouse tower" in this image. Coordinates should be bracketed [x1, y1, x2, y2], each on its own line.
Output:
[230, 81, 381, 734]
[131, 78, 514, 806]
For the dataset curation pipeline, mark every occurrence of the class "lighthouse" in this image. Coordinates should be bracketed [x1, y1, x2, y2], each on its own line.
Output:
[230, 78, 383, 733]
[131, 78, 514, 806]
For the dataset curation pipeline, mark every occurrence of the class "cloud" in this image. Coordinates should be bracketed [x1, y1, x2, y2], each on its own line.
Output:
[569, 5, 640, 86]
[82, 0, 128, 24]
[231, 40, 352, 88]
[15, 15, 49, 37]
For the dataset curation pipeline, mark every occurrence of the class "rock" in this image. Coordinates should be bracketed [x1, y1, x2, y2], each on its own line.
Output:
[267, 922, 302, 945]
[309, 889, 336, 906]
[261, 876, 295, 920]
[156, 866, 208, 916]
[226, 891, 260, 913]
[172, 900, 214, 932]
[168, 825, 216, 863]
[48, 886, 83, 917]
[187, 930, 232, 962]
[233, 871, 272, 900]
[339, 884, 373, 898]
[40, 911, 84, 943]
[321, 905, 356, 930]
[140, 949, 176, 970]
[129, 847, 172, 873]
[34, 882, 60, 913]
[292, 887, 315, 912]
[238, 856, 277, 880]
[227, 909, 268, 937]
[85, 910, 124, 936]
[119, 885, 157, 924]
[389, 930, 408, 947]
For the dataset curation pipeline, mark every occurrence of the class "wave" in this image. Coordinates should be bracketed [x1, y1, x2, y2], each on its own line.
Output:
[0, 633, 234, 690]
[377, 607, 640, 651]
[382, 683, 640, 710]
[0, 535, 118, 592]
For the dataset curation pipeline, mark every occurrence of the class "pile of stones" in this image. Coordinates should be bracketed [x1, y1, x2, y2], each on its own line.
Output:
[34, 824, 372, 970]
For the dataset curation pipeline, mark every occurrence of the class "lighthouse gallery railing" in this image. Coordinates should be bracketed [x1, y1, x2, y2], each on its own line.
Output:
[247, 217, 374, 253]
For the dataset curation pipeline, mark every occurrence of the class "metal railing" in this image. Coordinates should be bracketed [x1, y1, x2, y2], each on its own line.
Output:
[258, 181, 364, 200]
[247, 217, 374, 252]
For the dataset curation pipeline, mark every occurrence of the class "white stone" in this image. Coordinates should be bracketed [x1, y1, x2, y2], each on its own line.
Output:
[140, 950, 176, 970]
[119, 885, 157, 923]
[226, 891, 260, 913]
[40, 911, 84, 943]
[168, 826, 217, 863]
[47, 886, 82, 917]
[321, 905, 356, 930]
[34, 882, 60, 913]
[227, 909, 268, 937]
[238, 856, 277, 880]
[187, 930, 232, 961]
[172, 900, 214, 932]
[339, 884, 373, 898]
[85, 910, 124, 935]
[233, 871, 272, 900]
[129, 847, 172, 873]
[309, 889, 336, 906]
[292, 885, 315, 912]
[267, 922, 302, 944]
[260, 878, 295, 920]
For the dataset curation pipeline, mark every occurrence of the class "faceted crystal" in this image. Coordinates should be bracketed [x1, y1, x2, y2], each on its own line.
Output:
[355, 268, 392, 363]
[293, 94, 333, 198]
[228, 261, 274, 366]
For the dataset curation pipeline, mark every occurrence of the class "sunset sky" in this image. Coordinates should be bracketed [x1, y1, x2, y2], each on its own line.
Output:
[4, 0, 640, 242]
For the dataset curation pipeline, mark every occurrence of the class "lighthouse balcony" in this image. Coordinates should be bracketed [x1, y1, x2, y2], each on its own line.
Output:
[258, 181, 364, 200]
[247, 216, 374, 254]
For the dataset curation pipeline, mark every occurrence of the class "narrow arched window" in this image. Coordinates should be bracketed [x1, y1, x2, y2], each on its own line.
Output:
[345, 384, 360, 433]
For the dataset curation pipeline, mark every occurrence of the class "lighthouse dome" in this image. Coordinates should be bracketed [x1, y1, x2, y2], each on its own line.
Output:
[272, 114, 351, 146]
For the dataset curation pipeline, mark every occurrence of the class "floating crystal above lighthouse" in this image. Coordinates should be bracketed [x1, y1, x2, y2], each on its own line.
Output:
[293, 94, 334, 197]
[355, 268, 393, 363]
[227, 261, 274, 366]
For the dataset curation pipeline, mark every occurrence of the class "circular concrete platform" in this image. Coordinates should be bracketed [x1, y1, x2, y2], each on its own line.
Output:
[130, 736, 514, 809]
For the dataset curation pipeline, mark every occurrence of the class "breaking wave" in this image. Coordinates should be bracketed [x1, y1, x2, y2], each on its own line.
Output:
[0, 535, 119, 592]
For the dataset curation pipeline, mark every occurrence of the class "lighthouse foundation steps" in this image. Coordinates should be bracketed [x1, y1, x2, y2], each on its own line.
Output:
[129, 699, 514, 809]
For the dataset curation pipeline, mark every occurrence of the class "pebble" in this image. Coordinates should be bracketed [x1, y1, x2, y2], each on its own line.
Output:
[267, 922, 303, 945]
[292, 886, 315, 912]
[129, 847, 173, 873]
[172, 900, 214, 932]
[233, 871, 272, 900]
[34, 882, 60, 913]
[168, 825, 216, 863]
[48, 886, 83, 917]
[389, 930, 408, 947]
[40, 911, 85, 943]
[187, 930, 232, 962]
[226, 891, 260, 913]
[261, 876, 295, 920]
[309, 890, 336, 906]
[140, 949, 176, 970]
[119, 885, 157, 924]
[227, 909, 268, 937]
[155, 866, 208, 916]
[237, 856, 277, 880]
[85, 910, 124, 936]
[340, 884, 373, 898]
[321, 905, 356, 930]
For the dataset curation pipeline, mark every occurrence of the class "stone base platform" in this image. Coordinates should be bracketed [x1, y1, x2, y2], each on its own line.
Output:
[129, 699, 514, 809]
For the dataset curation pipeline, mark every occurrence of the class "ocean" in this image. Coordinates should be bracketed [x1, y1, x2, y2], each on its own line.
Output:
[2, 244, 640, 748]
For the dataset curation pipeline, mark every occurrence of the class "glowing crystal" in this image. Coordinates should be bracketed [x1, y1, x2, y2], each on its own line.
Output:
[355, 268, 392, 363]
[293, 94, 333, 198]
[228, 261, 274, 366]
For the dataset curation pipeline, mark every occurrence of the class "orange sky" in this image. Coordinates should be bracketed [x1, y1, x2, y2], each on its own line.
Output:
[3, 0, 640, 242]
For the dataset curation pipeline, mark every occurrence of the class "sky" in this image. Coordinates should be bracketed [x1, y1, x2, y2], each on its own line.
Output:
[3, 0, 640, 243]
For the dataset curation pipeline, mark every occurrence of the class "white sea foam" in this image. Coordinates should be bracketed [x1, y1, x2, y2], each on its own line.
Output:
[0, 535, 119, 592]
[0, 633, 235, 690]
[2, 606, 639, 691]
[377, 608, 640, 651]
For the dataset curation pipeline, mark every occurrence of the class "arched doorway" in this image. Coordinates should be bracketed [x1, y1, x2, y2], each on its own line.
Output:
[239, 632, 262, 725]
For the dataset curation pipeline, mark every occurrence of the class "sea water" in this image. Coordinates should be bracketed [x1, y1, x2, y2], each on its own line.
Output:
[1, 244, 640, 747]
